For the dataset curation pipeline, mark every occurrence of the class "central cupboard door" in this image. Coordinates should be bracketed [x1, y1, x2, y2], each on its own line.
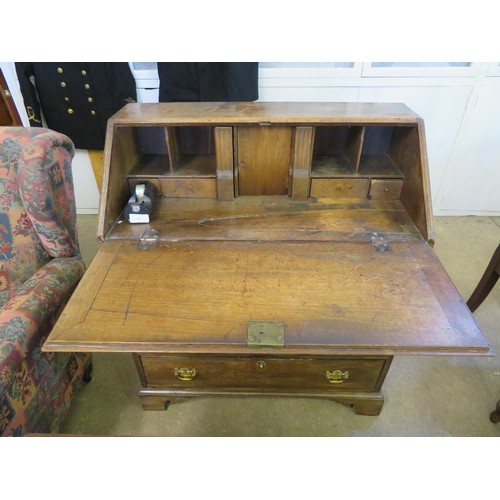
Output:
[236, 126, 292, 195]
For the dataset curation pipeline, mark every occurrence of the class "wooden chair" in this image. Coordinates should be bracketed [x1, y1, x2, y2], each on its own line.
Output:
[467, 243, 500, 313]
[466, 242, 500, 423]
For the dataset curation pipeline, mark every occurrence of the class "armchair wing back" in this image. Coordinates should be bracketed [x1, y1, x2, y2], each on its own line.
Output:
[0, 126, 91, 436]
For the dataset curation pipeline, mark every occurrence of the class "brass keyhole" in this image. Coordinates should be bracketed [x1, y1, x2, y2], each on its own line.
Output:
[256, 361, 267, 370]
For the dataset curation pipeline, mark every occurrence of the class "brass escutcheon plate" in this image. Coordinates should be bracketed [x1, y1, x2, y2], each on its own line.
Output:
[247, 321, 285, 348]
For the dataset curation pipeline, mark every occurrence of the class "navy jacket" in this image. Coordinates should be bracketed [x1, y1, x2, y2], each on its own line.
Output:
[157, 62, 258, 102]
[15, 62, 137, 150]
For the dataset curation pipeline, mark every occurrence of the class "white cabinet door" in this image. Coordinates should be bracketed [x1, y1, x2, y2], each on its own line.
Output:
[72, 151, 100, 214]
[258, 85, 358, 102]
[437, 85, 500, 214]
[137, 87, 159, 103]
[357, 86, 473, 210]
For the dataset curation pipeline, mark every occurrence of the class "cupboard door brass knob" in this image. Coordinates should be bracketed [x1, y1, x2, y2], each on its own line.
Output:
[174, 367, 197, 381]
[326, 370, 349, 384]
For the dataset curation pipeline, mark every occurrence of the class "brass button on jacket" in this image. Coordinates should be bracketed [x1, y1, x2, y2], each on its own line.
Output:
[15, 62, 137, 150]
[57, 67, 63, 74]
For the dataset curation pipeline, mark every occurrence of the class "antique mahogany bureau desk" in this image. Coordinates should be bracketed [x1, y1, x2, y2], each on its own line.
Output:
[44, 102, 491, 416]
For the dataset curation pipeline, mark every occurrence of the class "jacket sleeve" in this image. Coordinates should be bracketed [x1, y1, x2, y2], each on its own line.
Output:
[14, 62, 43, 127]
[108, 63, 137, 109]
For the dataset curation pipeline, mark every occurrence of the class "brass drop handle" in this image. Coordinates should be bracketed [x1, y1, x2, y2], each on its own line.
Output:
[174, 367, 197, 381]
[326, 370, 349, 384]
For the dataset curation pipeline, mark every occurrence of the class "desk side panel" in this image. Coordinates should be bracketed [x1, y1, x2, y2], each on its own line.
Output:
[390, 121, 434, 242]
[98, 124, 140, 239]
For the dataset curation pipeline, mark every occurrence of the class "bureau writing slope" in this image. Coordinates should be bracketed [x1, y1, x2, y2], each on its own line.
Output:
[44, 102, 492, 415]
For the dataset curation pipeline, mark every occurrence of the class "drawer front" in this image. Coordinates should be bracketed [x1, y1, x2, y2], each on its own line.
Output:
[160, 178, 217, 198]
[140, 355, 386, 392]
[368, 179, 403, 200]
[310, 178, 369, 198]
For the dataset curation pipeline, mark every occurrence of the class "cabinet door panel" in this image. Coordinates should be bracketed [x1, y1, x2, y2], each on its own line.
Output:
[236, 126, 291, 195]
[0, 68, 23, 126]
[437, 86, 500, 213]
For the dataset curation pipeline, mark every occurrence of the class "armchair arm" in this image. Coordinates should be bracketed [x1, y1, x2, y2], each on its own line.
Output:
[0, 257, 85, 366]
[0, 257, 85, 435]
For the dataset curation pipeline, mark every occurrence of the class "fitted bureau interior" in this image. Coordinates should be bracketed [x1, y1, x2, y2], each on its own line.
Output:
[125, 125, 217, 199]
[310, 125, 407, 200]
[124, 124, 409, 195]
[311, 125, 404, 177]
[102, 114, 429, 242]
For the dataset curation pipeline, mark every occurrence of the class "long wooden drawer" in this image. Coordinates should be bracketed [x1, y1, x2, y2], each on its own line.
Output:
[139, 355, 389, 393]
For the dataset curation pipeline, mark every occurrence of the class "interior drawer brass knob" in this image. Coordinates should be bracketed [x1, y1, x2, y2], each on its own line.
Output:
[174, 367, 197, 381]
[326, 369, 349, 384]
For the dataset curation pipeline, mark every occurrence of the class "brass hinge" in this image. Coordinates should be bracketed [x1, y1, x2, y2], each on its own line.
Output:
[138, 228, 159, 250]
[371, 232, 390, 252]
[247, 321, 285, 348]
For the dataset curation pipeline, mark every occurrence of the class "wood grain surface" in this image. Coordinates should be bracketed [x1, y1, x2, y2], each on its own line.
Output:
[45, 238, 490, 355]
[109, 102, 422, 125]
[104, 196, 420, 242]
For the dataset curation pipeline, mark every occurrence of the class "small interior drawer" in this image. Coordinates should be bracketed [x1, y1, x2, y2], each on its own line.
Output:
[310, 178, 369, 198]
[159, 178, 217, 198]
[368, 179, 403, 200]
[139, 354, 387, 392]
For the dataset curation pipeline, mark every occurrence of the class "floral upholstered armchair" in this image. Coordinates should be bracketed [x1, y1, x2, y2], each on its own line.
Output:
[0, 126, 92, 436]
